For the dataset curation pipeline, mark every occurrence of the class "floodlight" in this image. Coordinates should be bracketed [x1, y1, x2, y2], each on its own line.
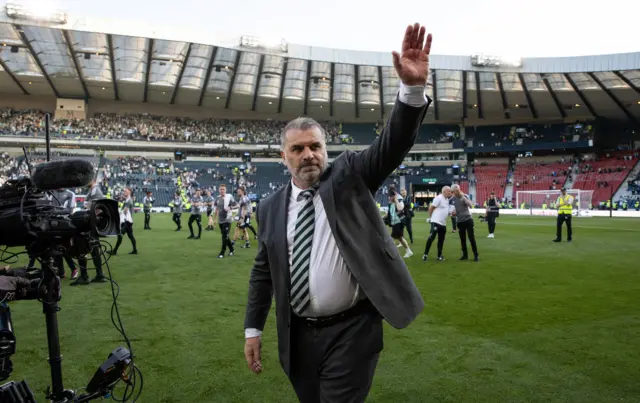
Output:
[5, 2, 68, 24]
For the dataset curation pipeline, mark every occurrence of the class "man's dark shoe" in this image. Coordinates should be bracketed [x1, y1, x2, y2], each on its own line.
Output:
[91, 275, 107, 283]
[70, 276, 91, 286]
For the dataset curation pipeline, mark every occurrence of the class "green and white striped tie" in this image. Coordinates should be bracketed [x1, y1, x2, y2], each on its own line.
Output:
[290, 188, 317, 315]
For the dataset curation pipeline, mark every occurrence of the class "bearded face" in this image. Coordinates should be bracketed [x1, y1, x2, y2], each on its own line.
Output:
[282, 127, 328, 188]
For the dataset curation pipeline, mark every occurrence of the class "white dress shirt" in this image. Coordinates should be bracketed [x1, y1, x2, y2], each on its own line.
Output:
[245, 81, 429, 339]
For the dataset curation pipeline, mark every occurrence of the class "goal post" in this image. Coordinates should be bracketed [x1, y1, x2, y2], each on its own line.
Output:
[515, 189, 593, 217]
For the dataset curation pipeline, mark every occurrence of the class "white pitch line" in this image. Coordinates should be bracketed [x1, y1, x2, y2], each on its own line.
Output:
[497, 221, 640, 232]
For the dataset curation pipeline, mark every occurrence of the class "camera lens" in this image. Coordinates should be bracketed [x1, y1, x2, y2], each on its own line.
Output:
[94, 203, 113, 236]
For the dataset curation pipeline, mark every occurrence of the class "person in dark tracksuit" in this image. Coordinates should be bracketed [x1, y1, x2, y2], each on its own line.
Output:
[400, 188, 414, 244]
[451, 184, 479, 261]
[486, 192, 500, 238]
[188, 190, 204, 239]
[213, 184, 236, 258]
[143, 191, 154, 230]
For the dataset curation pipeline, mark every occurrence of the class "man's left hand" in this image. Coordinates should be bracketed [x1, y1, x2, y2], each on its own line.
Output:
[392, 23, 433, 86]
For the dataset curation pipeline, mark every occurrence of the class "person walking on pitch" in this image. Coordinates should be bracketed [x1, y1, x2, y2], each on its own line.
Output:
[204, 190, 215, 231]
[110, 188, 138, 255]
[423, 186, 452, 261]
[188, 189, 204, 239]
[143, 191, 154, 230]
[486, 192, 500, 238]
[244, 23, 432, 403]
[170, 191, 183, 231]
[451, 184, 479, 261]
[213, 184, 236, 258]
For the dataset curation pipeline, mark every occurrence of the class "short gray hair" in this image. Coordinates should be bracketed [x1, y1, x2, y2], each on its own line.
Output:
[451, 184, 461, 191]
[281, 117, 326, 149]
[441, 185, 451, 192]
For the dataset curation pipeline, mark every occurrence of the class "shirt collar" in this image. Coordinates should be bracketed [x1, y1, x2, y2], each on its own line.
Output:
[290, 179, 319, 201]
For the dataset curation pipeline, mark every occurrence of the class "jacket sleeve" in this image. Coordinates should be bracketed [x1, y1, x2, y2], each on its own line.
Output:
[347, 97, 430, 192]
[244, 202, 273, 331]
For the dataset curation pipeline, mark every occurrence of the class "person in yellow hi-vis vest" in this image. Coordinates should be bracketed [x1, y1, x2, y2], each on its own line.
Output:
[553, 188, 573, 243]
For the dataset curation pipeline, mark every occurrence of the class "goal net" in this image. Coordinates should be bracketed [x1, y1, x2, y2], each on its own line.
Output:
[515, 189, 593, 217]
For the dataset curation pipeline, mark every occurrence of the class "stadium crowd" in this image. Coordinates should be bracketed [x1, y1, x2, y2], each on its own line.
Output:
[0, 107, 343, 144]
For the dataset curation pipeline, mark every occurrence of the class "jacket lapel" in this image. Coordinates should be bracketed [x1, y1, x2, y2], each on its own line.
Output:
[276, 182, 292, 285]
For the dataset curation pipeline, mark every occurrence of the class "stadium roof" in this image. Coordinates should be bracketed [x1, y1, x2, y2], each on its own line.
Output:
[0, 13, 639, 125]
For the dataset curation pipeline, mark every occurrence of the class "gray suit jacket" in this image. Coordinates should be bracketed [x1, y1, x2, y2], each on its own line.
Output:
[244, 97, 430, 376]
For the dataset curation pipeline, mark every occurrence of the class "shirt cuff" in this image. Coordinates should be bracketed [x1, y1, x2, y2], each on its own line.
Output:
[245, 328, 262, 338]
[398, 81, 429, 107]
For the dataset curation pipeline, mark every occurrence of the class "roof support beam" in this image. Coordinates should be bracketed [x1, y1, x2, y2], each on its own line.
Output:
[251, 54, 265, 111]
[224, 51, 241, 109]
[613, 71, 640, 95]
[198, 47, 217, 107]
[107, 34, 119, 101]
[431, 70, 439, 121]
[354, 64, 359, 119]
[62, 30, 89, 100]
[329, 63, 335, 117]
[564, 73, 597, 117]
[542, 76, 567, 118]
[518, 73, 537, 118]
[474, 71, 484, 120]
[377, 66, 384, 120]
[461, 71, 467, 120]
[495, 73, 509, 119]
[170, 43, 192, 105]
[303, 60, 311, 116]
[589, 72, 640, 128]
[143, 38, 154, 102]
[277, 58, 288, 114]
[0, 58, 28, 95]
[17, 26, 60, 98]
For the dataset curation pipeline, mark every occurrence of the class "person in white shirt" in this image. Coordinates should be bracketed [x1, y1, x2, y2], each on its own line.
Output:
[244, 23, 432, 403]
[422, 186, 453, 261]
[110, 188, 138, 255]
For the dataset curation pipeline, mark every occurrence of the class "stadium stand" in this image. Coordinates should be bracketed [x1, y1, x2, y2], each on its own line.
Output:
[466, 123, 594, 148]
[510, 158, 573, 198]
[471, 162, 510, 204]
[572, 153, 638, 204]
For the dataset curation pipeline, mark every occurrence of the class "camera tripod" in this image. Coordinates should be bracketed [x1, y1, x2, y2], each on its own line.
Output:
[1, 252, 127, 403]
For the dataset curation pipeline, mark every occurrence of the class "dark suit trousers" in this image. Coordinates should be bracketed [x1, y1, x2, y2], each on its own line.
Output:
[457, 219, 478, 258]
[288, 306, 383, 403]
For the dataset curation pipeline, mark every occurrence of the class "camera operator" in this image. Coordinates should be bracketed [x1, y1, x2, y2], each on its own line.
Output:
[110, 188, 138, 256]
[26, 188, 79, 279]
[71, 179, 108, 286]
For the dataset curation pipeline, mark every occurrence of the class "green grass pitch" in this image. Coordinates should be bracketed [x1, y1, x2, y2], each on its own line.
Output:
[6, 213, 640, 402]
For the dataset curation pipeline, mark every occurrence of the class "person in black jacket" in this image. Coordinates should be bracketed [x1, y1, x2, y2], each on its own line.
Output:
[486, 192, 500, 238]
[400, 189, 414, 243]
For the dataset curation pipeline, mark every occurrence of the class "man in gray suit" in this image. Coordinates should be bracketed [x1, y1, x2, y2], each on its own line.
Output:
[244, 23, 433, 403]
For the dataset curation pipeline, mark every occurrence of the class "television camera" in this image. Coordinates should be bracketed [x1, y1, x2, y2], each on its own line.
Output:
[0, 122, 142, 402]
